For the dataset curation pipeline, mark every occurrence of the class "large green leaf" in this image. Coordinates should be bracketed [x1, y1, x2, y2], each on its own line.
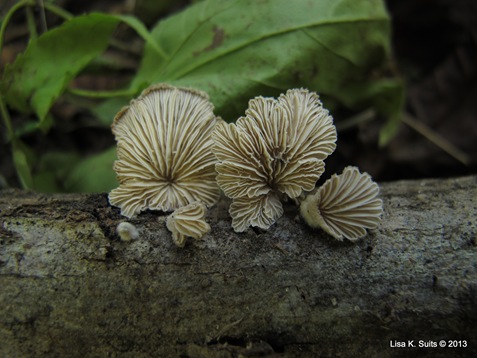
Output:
[64, 147, 117, 193]
[32, 151, 81, 193]
[338, 78, 405, 145]
[1, 13, 120, 124]
[130, 0, 395, 121]
[59, 0, 401, 193]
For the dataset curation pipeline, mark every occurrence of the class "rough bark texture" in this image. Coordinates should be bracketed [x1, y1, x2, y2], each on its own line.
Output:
[0, 175, 476, 357]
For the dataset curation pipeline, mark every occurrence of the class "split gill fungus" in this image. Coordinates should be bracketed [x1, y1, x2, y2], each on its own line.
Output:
[108, 84, 221, 218]
[212, 88, 337, 232]
[300, 166, 383, 241]
[166, 201, 211, 248]
[108, 84, 382, 243]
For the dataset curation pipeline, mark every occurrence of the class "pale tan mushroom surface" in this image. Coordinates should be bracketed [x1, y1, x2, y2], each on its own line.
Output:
[109, 84, 221, 218]
[166, 202, 211, 248]
[212, 88, 337, 232]
[300, 166, 383, 241]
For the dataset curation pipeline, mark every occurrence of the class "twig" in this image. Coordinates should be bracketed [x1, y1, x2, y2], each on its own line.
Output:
[336, 108, 376, 132]
[401, 113, 471, 166]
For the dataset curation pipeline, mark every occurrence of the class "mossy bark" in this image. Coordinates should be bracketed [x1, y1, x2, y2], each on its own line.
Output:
[1, 176, 476, 357]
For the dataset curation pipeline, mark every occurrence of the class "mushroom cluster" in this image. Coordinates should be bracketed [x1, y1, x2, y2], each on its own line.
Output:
[109, 84, 383, 244]
[212, 89, 337, 232]
[108, 84, 220, 246]
[211, 88, 382, 240]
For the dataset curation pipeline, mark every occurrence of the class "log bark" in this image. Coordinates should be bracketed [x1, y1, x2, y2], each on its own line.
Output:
[0, 175, 476, 357]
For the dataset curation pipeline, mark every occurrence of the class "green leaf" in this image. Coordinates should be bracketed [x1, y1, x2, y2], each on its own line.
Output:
[32, 171, 63, 193]
[64, 147, 117, 193]
[1, 13, 120, 124]
[32, 151, 81, 192]
[114, 14, 167, 59]
[12, 140, 34, 189]
[376, 81, 405, 146]
[338, 78, 405, 145]
[90, 97, 130, 126]
[130, 0, 394, 121]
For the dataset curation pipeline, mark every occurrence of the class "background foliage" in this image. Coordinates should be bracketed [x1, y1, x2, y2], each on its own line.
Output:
[3, 0, 471, 193]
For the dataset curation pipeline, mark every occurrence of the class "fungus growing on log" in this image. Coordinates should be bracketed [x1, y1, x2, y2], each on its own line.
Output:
[166, 202, 211, 247]
[108, 84, 221, 218]
[300, 166, 383, 241]
[212, 88, 337, 232]
[116, 222, 139, 242]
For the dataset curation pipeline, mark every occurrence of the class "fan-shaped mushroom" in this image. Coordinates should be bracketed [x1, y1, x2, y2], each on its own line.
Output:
[166, 202, 211, 247]
[212, 88, 337, 232]
[109, 84, 221, 218]
[300, 166, 383, 241]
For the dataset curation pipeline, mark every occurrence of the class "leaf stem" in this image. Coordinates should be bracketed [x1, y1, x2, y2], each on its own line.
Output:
[25, 5, 38, 40]
[0, 0, 34, 58]
[41, 2, 73, 21]
[113, 14, 168, 60]
[402, 114, 471, 166]
[67, 87, 137, 99]
[0, 2, 33, 141]
[336, 108, 376, 132]
[0, 96, 14, 142]
[38, 0, 48, 32]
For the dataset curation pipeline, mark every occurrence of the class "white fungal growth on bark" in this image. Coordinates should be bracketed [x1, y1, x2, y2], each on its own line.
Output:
[116, 222, 139, 242]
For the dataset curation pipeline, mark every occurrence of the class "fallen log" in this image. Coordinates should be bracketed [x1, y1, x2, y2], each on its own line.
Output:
[0, 175, 476, 357]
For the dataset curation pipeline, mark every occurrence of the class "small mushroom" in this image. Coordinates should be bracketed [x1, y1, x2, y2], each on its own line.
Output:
[109, 84, 221, 218]
[166, 202, 211, 247]
[116, 222, 139, 242]
[300, 166, 383, 241]
[212, 88, 337, 232]
[229, 193, 284, 232]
